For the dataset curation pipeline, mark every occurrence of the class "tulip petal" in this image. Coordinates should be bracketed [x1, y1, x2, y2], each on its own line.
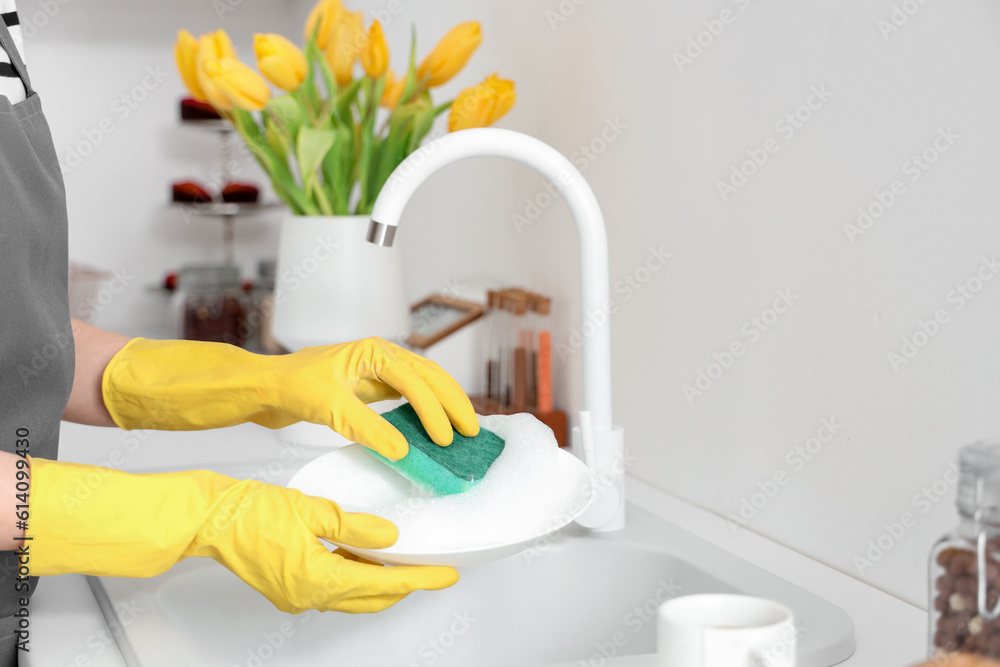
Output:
[205, 58, 272, 112]
[197, 39, 233, 111]
[324, 10, 365, 86]
[305, 0, 344, 49]
[259, 56, 299, 92]
[362, 20, 389, 79]
[175, 30, 206, 102]
[381, 69, 405, 108]
[206, 29, 237, 60]
[255, 34, 307, 91]
[448, 74, 515, 132]
[485, 75, 515, 124]
[418, 22, 482, 88]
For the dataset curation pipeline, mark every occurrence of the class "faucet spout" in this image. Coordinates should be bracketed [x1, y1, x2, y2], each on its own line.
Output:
[366, 220, 397, 247]
[368, 128, 624, 530]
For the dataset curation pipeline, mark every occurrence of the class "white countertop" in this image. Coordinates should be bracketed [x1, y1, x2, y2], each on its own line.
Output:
[24, 421, 927, 667]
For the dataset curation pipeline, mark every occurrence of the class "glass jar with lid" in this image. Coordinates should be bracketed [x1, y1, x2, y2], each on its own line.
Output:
[176, 264, 248, 347]
[251, 259, 285, 354]
[929, 442, 1000, 658]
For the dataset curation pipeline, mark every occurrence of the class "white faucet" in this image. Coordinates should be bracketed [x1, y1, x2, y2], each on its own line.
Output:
[367, 128, 626, 531]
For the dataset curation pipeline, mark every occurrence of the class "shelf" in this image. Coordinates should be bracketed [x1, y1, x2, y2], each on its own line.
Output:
[145, 285, 176, 297]
[178, 119, 233, 134]
[169, 202, 285, 218]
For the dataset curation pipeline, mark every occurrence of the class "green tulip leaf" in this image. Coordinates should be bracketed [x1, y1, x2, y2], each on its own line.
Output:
[265, 117, 289, 161]
[407, 106, 436, 154]
[321, 125, 353, 214]
[399, 24, 419, 107]
[335, 78, 363, 125]
[297, 125, 336, 181]
[297, 125, 336, 214]
[267, 94, 304, 139]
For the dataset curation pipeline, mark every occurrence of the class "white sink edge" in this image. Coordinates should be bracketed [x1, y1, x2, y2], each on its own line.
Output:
[26, 423, 928, 667]
[623, 476, 926, 666]
[86, 497, 855, 667]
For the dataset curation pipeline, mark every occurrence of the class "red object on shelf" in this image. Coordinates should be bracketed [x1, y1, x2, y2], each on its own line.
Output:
[172, 181, 213, 203]
[221, 182, 260, 204]
[533, 409, 567, 448]
[468, 395, 568, 448]
[163, 272, 179, 291]
[179, 97, 221, 121]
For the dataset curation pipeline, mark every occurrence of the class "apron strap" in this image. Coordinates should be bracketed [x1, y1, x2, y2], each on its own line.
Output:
[0, 16, 31, 95]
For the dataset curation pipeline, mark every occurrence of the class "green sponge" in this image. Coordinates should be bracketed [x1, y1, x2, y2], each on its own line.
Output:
[367, 403, 505, 495]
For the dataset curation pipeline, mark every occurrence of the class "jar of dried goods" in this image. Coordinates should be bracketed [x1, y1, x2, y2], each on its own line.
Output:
[176, 264, 248, 347]
[930, 442, 1000, 659]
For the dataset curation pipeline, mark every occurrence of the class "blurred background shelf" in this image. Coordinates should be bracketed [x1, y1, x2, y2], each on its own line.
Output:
[178, 118, 233, 134]
[169, 201, 284, 218]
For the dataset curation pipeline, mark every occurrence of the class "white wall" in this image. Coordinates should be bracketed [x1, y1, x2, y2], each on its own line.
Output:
[23, 0, 1000, 607]
[498, 0, 999, 608]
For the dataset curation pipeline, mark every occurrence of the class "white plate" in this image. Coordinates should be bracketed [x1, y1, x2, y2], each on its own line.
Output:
[286, 413, 595, 567]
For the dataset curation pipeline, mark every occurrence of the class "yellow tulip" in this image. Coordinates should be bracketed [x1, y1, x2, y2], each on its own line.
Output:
[304, 0, 343, 49]
[324, 10, 365, 86]
[381, 69, 405, 108]
[418, 22, 482, 88]
[448, 74, 515, 132]
[362, 20, 388, 79]
[175, 30, 206, 102]
[203, 58, 272, 112]
[255, 34, 308, 91]
[200, 29, 237, 61]
[196, 30, 238, 110]
[484, 74, 515, 121]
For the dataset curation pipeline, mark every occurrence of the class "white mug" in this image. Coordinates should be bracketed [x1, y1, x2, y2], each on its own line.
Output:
[658, 594, 796, 667]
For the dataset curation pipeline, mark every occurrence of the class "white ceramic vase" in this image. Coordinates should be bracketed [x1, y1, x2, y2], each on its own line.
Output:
[272, 214, 409, 350]
[271, 214, 409, 446]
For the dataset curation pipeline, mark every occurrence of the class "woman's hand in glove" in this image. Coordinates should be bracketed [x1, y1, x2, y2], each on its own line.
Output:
[27, 456, 458, 613]
[100, 336, 480, 459]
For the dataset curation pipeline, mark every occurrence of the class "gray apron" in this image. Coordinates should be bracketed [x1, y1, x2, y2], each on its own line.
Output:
[0, 14, 75, 659]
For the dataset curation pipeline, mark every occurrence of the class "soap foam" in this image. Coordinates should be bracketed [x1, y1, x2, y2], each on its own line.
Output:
[334, 413, 593, 553]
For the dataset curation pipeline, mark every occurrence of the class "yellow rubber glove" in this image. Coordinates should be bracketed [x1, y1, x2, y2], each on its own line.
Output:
[101, 336, 480, 460]
[25, 456, 458, 613]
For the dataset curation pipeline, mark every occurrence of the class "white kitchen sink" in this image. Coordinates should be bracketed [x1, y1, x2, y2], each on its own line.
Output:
[89, 459, 854, 667]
